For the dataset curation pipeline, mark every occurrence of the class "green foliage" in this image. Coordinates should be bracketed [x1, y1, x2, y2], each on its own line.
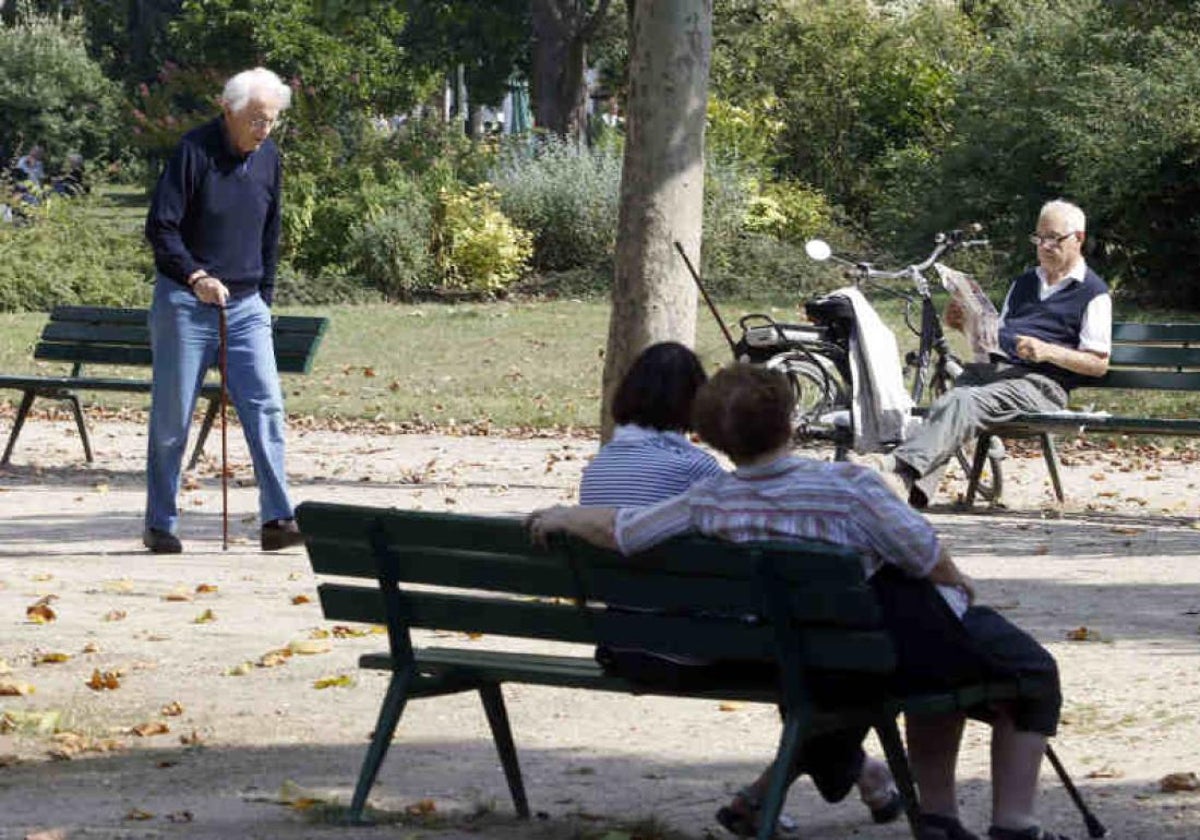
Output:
[0, 14, 122, 163]
[0, 195, 152, 312]
[490, 136, 622, 272]
[705, 95, 784, 175]
[127, 63, 224, 184]
[434, 184, 532, 295]
[743, 179, 837, 245]
[346, 176, 435, 300]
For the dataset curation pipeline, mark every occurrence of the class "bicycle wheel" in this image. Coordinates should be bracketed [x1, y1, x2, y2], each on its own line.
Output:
[764, 352, 850, 443]
[930, 367, 1004, 504]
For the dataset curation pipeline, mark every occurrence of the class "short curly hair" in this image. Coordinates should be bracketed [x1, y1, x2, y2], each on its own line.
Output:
[692, 364, 794, 462]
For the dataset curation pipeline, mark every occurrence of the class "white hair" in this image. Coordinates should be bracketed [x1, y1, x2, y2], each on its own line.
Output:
[221, 67, 292, 114]
[1039, 199, 1086, 234]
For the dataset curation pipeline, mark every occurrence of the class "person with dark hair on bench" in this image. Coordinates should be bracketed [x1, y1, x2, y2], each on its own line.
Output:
[530, 364, 1070, 840]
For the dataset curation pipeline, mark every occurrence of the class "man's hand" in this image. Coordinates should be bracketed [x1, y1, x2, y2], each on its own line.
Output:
[1014, 334, 1051, 363]
[193, 275, 229, 307]
[942, 298, 966, 332]
[526, 505, 569, 547]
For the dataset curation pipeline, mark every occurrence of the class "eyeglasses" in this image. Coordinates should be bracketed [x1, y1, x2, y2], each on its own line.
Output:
[247, 116, 281, 130]
[1029, 231, 1077, 248]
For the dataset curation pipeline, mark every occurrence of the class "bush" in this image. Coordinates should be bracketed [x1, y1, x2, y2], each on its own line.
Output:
[434, 184, 532, 295]
[0, 196, 153, 312]
[490, 136, 622, 272]
[347, 178, 434, 300]
[0, 15, 122, 166]
[271, 264, 381, 307]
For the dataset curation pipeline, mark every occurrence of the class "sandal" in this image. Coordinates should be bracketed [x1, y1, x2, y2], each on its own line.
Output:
[715, 787, 801, 838]
[865, 788, 904, 824]
[857, 757, 904, 824]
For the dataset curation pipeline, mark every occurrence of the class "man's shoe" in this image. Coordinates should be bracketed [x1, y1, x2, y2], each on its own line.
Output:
[261, 518, 304, 551]
[143, 528, 182, 554]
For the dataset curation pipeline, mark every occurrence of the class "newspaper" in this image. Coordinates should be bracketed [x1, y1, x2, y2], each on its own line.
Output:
[934, 262, 1001, 362]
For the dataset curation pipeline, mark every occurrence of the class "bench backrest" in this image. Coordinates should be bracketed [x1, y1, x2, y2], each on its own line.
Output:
[1094, 322, 1200, 391]
[34, 305, 328, 375]
[297, 502, 896, 686]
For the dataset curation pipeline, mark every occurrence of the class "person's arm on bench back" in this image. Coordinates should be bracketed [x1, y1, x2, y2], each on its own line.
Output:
[527, 506, 617, 550]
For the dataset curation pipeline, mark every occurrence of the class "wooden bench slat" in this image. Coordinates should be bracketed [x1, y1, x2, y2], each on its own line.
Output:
[1112, 322, 1200, 343]
[3, 306, 327, 466]
[1108, 345, 1200, 368]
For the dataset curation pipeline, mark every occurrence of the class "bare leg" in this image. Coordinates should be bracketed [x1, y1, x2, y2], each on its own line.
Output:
[906, 712, 966, 818]
[990, 712, 1045, 831]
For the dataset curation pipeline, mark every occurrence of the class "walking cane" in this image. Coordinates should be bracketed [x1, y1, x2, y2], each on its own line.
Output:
[218, 305, 229, 551]
[1046, 744, 1108, 837]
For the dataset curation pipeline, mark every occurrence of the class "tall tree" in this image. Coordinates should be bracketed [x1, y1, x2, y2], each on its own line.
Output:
[600, 0, 711, 438]
[531, 0, 610, 142]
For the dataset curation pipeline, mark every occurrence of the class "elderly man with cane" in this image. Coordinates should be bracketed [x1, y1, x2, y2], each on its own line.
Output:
[143, 66, 303, 554]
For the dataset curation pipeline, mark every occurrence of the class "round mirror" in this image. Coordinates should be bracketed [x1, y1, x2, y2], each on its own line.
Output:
[805, 239, 832, 262]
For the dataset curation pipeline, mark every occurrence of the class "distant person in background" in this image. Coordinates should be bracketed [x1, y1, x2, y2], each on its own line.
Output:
[53, 153, 89, 197]
[14, 145, 45, 187]
[579, 342, 723, 507]
[142, 66, 303, 555]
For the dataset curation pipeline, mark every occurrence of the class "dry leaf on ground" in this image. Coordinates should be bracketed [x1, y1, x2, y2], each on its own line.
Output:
[130, 721, 170, 737]
[1066, 626, 1105, 642]
[86, 669, 121, 691]
[161, 701, 184, 716]
[1160, 771, 1200, 792]
[0, 681, 35, 696]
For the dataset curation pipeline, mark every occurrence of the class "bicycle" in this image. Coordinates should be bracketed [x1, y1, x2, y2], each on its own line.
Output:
[675, 231, 1004, 504]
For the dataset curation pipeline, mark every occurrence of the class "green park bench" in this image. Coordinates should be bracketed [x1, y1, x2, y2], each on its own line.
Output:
[296, 502, 1104, 839]
[0, 304, 328, 468]
[963, 321, 1200, 506]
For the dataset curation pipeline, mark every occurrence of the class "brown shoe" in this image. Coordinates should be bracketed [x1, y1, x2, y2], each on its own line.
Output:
[261, 518, 304, 551]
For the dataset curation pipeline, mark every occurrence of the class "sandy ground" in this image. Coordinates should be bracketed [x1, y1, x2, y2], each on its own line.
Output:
[1, 416, 1199, 840]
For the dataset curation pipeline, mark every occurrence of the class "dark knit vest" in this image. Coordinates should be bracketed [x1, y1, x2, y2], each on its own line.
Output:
[998, 267, 1108, 390]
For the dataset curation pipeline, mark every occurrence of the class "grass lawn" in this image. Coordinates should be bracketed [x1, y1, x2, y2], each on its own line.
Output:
[2, 184, 1198, 432]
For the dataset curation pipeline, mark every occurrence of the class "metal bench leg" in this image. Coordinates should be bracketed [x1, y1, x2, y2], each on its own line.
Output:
[346, 669, 413, 825]
[65, 394, 93, 463]
[875, 715, 922, 839]
[1, 390, 36, 466]
[963, 433, 993, 508]
[757, 714, 803, 840]
[188, 397, 219, 471]
[1040, 433, 1065, 502]
[478, 682, 530, 818]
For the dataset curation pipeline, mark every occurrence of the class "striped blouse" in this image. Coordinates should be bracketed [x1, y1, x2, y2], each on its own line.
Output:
[579, 424, 725, 508]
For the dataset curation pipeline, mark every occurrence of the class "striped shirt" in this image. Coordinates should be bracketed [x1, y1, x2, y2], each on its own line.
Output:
[579, 424, 724, 508]
[615, 454, 942, 591]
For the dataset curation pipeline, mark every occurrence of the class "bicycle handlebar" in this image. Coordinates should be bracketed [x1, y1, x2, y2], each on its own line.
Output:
[815, 228, 988, 293]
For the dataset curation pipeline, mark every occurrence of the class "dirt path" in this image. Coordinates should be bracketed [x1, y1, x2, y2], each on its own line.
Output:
[1, 418, 1198, 840]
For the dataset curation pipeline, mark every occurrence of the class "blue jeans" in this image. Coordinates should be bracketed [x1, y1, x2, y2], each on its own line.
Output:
[144, 278, 294, 534]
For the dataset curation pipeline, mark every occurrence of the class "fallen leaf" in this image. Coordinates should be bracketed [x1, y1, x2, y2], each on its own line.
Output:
[2, 709, 59, 733]
[102, 579, 135, 594]
[26, 600, 57, 624]
[161, 701, 185, 717]
[35, 652, 71, 665]
[195, 583, 218, 594]
[308, 628, 331, 639]
[1086, 766, 1124, 779]
[163, 587, 193, 602]
[225, 662, 254, 676]
[0, 681, 36, 696]
[166, 811, 195, 823]
[289, 639, 332, 656]
[1160, 772, 1200, 792]
[1065, 626, 1104, 642]
[81, 642, 99, 653]
[124, 809, 154, 821]
[129, 721, 170, 737]
[404, 798, 437, 816]
[717, 702, 743, 712]
[102, 610, 127, 622]
[291, 594, 311, 605]
[192, 608, 217, 624]
[313, 674, 355, 689]
[85, 669, 121, 691]
[257, 648, 292, 668]
[179, 729, 205, 746]
[1109, 527, 1143, 536]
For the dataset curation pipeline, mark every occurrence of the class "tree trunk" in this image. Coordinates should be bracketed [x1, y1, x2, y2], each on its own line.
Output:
[600, 1, 712, 440]
[531, 0, 610, 143]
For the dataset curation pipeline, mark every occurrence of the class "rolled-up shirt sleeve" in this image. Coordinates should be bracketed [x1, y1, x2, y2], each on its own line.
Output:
[145, 142, 201, 285]
[613, 493, 694, 555]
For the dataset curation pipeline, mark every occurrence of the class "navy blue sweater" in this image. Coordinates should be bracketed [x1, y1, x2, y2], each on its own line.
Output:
[998, 267, 1108, 389]
[145, 118, 282, 304]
